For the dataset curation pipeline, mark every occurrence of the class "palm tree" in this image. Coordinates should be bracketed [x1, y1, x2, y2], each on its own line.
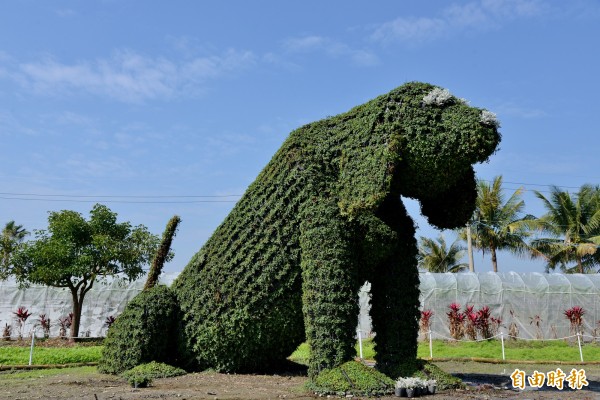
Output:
[530, 185, 600, 273]
[418, 234, 468, 273]
[1, 221, 29, 278]
[462, 176, 534, 272]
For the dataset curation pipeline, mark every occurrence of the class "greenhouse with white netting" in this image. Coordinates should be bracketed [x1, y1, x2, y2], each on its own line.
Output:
[2, 272, 600, 341]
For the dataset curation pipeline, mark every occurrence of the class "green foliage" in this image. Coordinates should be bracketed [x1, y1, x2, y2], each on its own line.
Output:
[418, 338, 600, 362]
[531, 184, 600, 273]
[309, 361, 395, 396]
[418, 234, 468, 273]
[10, 204, 160, 338]
[171, 82, 500, 379]
[98, 285, 180, 375]
[416, 360, 463, 390]
[460, 175, 534, 272]
[121, 361, 186, 388]
[144, 215, 180, 290]
[0, 221, 28, 280]
[0, 346, 102, 365]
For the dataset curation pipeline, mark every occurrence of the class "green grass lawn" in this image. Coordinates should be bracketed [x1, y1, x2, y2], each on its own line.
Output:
[0, 346, 102, 365]
[2, 338, 598, 367]
[289, 338, 600, 364]
[419, 339, 600, 362]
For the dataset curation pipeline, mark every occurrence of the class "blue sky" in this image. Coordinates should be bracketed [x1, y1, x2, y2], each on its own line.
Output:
[1, 1, 599, 274]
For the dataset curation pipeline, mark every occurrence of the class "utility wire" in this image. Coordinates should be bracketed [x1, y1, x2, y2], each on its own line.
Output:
[0, 196, 238, 204]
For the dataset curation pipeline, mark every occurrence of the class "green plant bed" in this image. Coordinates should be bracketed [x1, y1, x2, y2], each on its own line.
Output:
[0, 346, 102, 365]
[309, 361, 395, 396]
[121, 361, 187, 388]
[417, 339, 600, 362]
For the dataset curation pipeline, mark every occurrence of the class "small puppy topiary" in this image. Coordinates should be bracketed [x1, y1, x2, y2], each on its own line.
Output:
[98, 285, 180, 374]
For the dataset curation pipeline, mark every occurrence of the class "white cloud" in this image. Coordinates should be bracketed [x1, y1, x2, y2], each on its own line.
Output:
[0, 111, 37, 136]
[371, 0, 545, 44]
[283, 35, 379, 67]
[15, 49, 257, 103]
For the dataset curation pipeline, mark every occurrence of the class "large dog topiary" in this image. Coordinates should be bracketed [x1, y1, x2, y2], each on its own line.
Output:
[102, 82, 500, 381]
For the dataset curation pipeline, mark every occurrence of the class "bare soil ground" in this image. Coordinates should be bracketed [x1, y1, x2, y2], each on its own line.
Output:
[2, 361, 600, 399]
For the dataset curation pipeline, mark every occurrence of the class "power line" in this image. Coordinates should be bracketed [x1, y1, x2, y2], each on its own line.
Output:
[0, 192, 242, 198]
[0, 196, 238, 204]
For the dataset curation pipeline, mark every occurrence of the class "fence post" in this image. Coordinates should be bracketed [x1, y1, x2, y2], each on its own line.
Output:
[577, 332, 584, 362]
[500, 331, 505, 361]
[29, 327, 36, 366]
[357, 329, 364, 360]
[429, 330, 433, 359]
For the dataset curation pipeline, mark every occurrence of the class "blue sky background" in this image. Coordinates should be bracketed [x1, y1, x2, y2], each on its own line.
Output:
[1, 0, 599, 274]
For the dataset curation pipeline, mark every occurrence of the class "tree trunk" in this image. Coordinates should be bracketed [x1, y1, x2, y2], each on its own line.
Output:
[491, 247, 498, 273]
[69, 289, 81, 340]
[69, 281, 92, 340]
[577, 256, 584, 274]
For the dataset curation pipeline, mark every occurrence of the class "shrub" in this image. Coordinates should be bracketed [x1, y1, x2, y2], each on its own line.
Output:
[98, 285, 181, 374]
[309, 361, 395, 396]
[121, 361, 186, 388]
[418, 360, 463, 390]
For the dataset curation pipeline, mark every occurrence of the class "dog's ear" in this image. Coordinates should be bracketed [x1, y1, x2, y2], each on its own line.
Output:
[419, 166, 477, 229]
[337, 117, 401, 218]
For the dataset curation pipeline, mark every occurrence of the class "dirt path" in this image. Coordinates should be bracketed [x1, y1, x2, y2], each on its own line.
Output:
[1, 363, 599, 400]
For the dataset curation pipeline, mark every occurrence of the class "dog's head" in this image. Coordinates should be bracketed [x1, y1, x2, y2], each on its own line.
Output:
[338, 82, 500, 229]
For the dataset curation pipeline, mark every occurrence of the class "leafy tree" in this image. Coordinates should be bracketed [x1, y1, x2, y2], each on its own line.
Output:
[0, 221, 29, 279]
[530, 185, 600, 273]
[461, 176, 534, 272]
[417, 234, 468, 272]
[11, 204, 161, 338]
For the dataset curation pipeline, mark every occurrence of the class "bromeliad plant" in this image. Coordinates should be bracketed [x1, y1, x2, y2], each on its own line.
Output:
[13, 306, 32, 340]
[565, 306, 585, 334]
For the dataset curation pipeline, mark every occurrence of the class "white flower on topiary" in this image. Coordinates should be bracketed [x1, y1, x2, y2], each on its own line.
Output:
[423, 87, 453, 106]
[480, 109, 500, 128]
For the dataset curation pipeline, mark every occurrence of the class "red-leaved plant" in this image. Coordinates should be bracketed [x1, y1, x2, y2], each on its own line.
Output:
[58, 313, 73, 338]
[13, 306, 32, 340]
[39, 314, 51, 338]
[475, 305, 493, 339]
[464, 305, 477, 340]
[420, 309, 434, 334]
[447, 303, 465, 340]
[565, 306, 585, 334]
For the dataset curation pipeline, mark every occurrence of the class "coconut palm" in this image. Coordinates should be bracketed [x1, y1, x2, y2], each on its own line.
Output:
[418, 234, 468, 273]
[461, 176, 535, 272]
[530, 185, 600, 273]
[1, 221, 29, 279]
